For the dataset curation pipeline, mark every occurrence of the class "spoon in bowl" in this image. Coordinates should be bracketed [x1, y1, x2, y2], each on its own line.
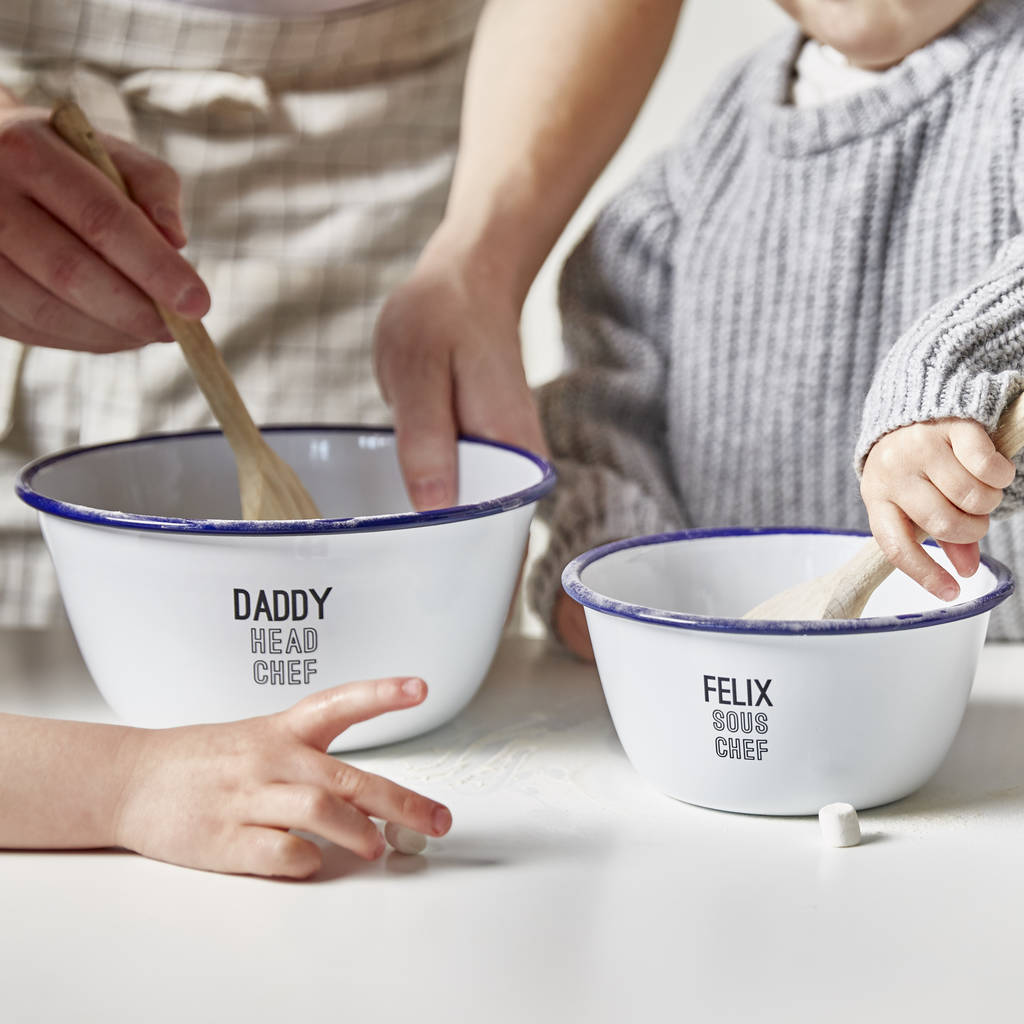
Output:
[743, 391, 1024, 621]
[49, 100, 321, 522]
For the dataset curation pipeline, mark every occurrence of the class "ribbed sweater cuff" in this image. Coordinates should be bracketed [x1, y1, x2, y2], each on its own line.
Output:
[855, 236, 1024, 490]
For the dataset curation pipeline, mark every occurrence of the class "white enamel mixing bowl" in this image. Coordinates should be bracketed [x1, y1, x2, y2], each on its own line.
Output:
[563, 528, 1013, 815]
[17, 426, 555, 750]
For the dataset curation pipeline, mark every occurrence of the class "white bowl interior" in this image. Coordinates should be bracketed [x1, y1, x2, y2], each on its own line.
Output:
[27, 430, 544, 520]
[579, 531, 1000, 620]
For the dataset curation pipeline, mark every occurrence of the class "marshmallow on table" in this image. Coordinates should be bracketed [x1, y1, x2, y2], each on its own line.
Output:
[819, 802, 861, 847]
[385, 822, 428, 855]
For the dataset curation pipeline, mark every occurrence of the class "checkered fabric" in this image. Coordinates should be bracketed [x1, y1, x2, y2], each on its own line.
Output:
[0, 0, 484, 626]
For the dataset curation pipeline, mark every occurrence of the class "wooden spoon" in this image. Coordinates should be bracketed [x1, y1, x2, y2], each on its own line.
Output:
[50, 100, 321, 521]
[744, 391, 1024, 621]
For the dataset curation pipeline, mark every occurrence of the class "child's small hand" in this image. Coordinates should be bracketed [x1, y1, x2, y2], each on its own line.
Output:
[554, 591, 595, 662]
[860, 418, 1016, 601]
[113, 677, 452, 879]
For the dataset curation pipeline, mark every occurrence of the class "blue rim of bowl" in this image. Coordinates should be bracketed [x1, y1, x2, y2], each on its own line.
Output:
[15, 425, 556, 535]
[561, 526, 1015, 635]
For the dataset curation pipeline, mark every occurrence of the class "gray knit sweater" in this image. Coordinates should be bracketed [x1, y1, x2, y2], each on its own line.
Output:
[530, 0, 1024, 640]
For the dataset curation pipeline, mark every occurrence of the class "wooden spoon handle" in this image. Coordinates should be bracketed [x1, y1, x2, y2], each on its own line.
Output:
[820, 542, 895, 620]
[49, 101, 264, 458]
[992, 388, 1024, 460]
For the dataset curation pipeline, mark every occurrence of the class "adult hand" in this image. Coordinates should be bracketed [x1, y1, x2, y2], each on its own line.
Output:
[113, 676, 452, 878]
[860, 418, 1016, 600]
[0, 98, 209, 353]
[374, 234, 548, 510]
[376, 0, 684, 508]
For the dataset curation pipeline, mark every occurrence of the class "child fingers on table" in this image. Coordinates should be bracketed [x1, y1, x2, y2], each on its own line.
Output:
[114, 677, 449, 879]
[248, 762, 453, 863]
[147, 820, 328, 880]
[267, 677, 451, 859]
[215, 824, 329, 880]
[291, 750, 452, 839]
[283, 676, 430, 751]
[228, 766, 448, 878]
[245, 783, 388, 868]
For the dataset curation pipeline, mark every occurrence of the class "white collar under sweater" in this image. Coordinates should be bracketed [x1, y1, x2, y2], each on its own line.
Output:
[791, 40, 884, 107]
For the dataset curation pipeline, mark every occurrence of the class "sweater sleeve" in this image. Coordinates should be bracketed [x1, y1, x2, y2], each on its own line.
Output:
[854, 96, 1024, 515]
[527, 158, 683, 630]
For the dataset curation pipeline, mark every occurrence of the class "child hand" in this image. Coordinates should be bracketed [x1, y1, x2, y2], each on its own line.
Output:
[554, 591, 595, 662]
[860, 418, 1016, 601]
[113, 677, 452, 878]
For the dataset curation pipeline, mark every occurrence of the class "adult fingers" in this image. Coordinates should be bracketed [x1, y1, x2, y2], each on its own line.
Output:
[868, 499, 960, 601]
[249, 784, 386, 861]
[0, 252, 169, 352]
[0, 190, 176, 340]
[103, 133, 188, 248]
[293, 750, 452, 837]
[453, 341, 549, 458]
[284, 676, 428, 751]
[376, 324, 459, 510]
[10, 119, 208, 316]
[948, 420, 1016, 490]
[0, 307, 149, 353]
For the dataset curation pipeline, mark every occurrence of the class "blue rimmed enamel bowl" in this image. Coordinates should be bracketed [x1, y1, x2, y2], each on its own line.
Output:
[17, 426, 555, 750]
[563, 527, 1013, 815]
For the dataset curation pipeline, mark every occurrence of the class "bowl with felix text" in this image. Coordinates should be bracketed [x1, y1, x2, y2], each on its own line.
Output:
[562, 527, 1013, 815]
[17, 425, 555, 750]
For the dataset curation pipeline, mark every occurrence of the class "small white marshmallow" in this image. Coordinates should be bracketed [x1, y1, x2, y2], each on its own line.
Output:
[819, 802, 861, 847]
[384, 821, 428, 856]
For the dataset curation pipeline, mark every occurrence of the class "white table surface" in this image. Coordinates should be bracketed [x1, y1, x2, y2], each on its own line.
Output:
[2, 620, 1023, 1023]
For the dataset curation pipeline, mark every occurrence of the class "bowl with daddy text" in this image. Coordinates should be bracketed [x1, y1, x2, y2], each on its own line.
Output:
[17, 426, 555, 750]
[563, 527, 1013, 815]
